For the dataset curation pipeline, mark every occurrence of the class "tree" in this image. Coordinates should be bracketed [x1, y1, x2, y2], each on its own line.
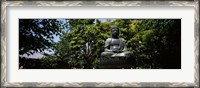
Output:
[51, 19, 181, 69]
[19, 19, 63, 57]
[20, 19, 181, 69]
[53, 19, 113, 68]
[128, 19, 181, 68]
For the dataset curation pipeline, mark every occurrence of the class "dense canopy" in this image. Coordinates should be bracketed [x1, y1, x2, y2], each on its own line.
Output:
[19, 19, 181, 69]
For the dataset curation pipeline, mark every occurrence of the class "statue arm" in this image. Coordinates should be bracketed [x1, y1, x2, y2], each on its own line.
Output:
[121, 39, 128, 51]
[104, 38, 112, 52]
[123, 45, 128, 51]
[105, 48, 112, 52]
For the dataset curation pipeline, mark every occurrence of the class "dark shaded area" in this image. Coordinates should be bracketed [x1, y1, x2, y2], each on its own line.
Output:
[19, 57, 41, 69]
[19, 19, 181, 69]
[130, 19, 181, 69]
[19, 19, 62, 56]
[19, 57, 71, 69]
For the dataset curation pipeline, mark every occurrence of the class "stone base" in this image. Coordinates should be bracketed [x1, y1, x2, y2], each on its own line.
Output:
[100, 56, 134, 69]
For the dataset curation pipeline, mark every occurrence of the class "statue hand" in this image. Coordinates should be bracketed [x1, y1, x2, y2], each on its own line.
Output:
[113, 50, 122, 53]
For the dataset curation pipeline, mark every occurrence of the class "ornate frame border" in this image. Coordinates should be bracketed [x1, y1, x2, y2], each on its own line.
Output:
[1, 1, 199, 88]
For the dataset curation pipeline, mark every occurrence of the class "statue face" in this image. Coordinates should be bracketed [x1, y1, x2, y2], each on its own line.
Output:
[112, 28, 119, 38]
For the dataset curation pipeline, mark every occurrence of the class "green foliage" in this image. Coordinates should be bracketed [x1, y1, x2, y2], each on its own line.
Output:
[19, 19, 181, 69]
[128, 19, 181, 68]
[53, 19, 112, 68]
[19, 19, 63, 56]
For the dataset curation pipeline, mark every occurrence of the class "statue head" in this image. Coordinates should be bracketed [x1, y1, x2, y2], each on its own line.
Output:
[111, 26, 119, 38]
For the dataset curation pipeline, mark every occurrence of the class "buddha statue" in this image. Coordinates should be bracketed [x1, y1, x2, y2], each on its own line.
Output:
[101, 26, 133, 58]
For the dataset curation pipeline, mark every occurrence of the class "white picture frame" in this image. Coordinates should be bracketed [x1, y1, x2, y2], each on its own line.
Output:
[1, 1, 199, 87]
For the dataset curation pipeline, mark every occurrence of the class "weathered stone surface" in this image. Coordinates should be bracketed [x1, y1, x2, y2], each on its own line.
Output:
[100, 26, 134, 69]
[100, 56, 134, 69]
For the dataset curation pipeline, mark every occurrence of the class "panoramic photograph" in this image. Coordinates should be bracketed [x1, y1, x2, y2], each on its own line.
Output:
[19, 19, 181, 69]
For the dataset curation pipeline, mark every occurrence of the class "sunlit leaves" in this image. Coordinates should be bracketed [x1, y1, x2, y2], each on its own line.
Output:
[21, 19, 181, 69]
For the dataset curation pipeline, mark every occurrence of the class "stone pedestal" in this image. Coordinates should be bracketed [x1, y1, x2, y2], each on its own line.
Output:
[100, 53, 134, 69]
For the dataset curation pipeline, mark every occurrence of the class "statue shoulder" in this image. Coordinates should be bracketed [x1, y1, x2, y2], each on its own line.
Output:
[119, 38, 126, 42]
[106, 38, 112, 42]
[105, 38, 112, 46]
